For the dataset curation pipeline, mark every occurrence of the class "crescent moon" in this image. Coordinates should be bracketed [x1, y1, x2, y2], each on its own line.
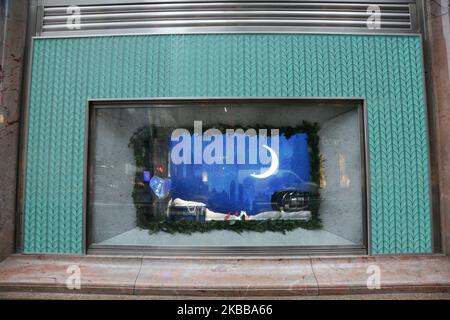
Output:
[251, 145, 279, 179]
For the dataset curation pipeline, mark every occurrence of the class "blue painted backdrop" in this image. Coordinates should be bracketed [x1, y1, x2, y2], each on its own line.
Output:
[169, 133, 310, 214]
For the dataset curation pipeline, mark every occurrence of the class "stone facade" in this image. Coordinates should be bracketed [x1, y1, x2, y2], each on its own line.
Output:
[0, 0, 449, 258]
[0, 0, 27, 261]
[427, 0, 450, 254]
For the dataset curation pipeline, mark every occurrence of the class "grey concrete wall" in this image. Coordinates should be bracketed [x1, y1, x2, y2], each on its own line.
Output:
[0, 0, 27, 261]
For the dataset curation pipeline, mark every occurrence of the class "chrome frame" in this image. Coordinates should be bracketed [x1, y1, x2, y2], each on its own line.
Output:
[41, 0, 417, 4]
[85, 97, 369, 256]
[35, 0, 419, 37]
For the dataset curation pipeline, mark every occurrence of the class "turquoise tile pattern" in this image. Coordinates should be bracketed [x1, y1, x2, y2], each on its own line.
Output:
[23, 34, 431, 254]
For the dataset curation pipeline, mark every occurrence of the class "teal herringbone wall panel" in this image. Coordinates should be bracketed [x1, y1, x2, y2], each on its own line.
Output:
[23, 34, 432, 254]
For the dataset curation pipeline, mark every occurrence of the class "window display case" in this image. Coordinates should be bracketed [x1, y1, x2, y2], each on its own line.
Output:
[88, 99, 367, 253]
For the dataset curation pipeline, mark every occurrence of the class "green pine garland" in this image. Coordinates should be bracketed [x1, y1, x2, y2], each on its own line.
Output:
[129, 121, 322, 234]
[139, 218, 322, 235]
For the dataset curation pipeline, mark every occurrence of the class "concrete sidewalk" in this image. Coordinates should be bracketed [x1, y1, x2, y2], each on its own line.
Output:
[0, 254, 449, 298]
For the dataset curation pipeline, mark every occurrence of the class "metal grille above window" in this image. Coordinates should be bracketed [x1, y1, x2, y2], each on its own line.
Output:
[37, 0, 420, 36]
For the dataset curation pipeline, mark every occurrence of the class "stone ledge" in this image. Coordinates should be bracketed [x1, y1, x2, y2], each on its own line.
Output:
[2, 291, 450, 300]
[0, 254, 448, 297]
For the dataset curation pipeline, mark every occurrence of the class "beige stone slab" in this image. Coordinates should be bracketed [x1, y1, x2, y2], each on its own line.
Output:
[1, 255, 449, 297]
[134, 257, 318, 296]
[1, 291, 450, 300]
[311, 255, 450, 295]
[0, 255, 142, 295]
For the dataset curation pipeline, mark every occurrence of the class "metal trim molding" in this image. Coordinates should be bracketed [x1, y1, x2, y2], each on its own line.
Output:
[33, 0, 420, 36]
[87, 244, 369, 256]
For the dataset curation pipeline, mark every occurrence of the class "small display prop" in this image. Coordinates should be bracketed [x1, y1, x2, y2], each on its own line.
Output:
[168, 198, 206, 222]
[271, 191, 312, 212]
[129, 122, 322, 234]
[143, 171, 151, 183]
[149, 176, 171, 199]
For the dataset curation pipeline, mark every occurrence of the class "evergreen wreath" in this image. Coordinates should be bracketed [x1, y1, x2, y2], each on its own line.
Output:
[129, 121, 322, 234]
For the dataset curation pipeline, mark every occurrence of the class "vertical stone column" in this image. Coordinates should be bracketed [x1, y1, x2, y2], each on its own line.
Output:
[0, 0, 27, 261]
[426, 0, 450, 254]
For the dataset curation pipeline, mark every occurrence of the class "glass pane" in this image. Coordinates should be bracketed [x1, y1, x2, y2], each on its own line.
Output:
[90, 101, 365, 248]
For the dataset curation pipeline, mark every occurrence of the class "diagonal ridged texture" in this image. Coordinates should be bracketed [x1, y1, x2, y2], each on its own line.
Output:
[23, 34, 431, 254]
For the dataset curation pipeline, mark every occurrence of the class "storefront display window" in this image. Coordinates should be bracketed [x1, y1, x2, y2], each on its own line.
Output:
[88, 100, 366, 250]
